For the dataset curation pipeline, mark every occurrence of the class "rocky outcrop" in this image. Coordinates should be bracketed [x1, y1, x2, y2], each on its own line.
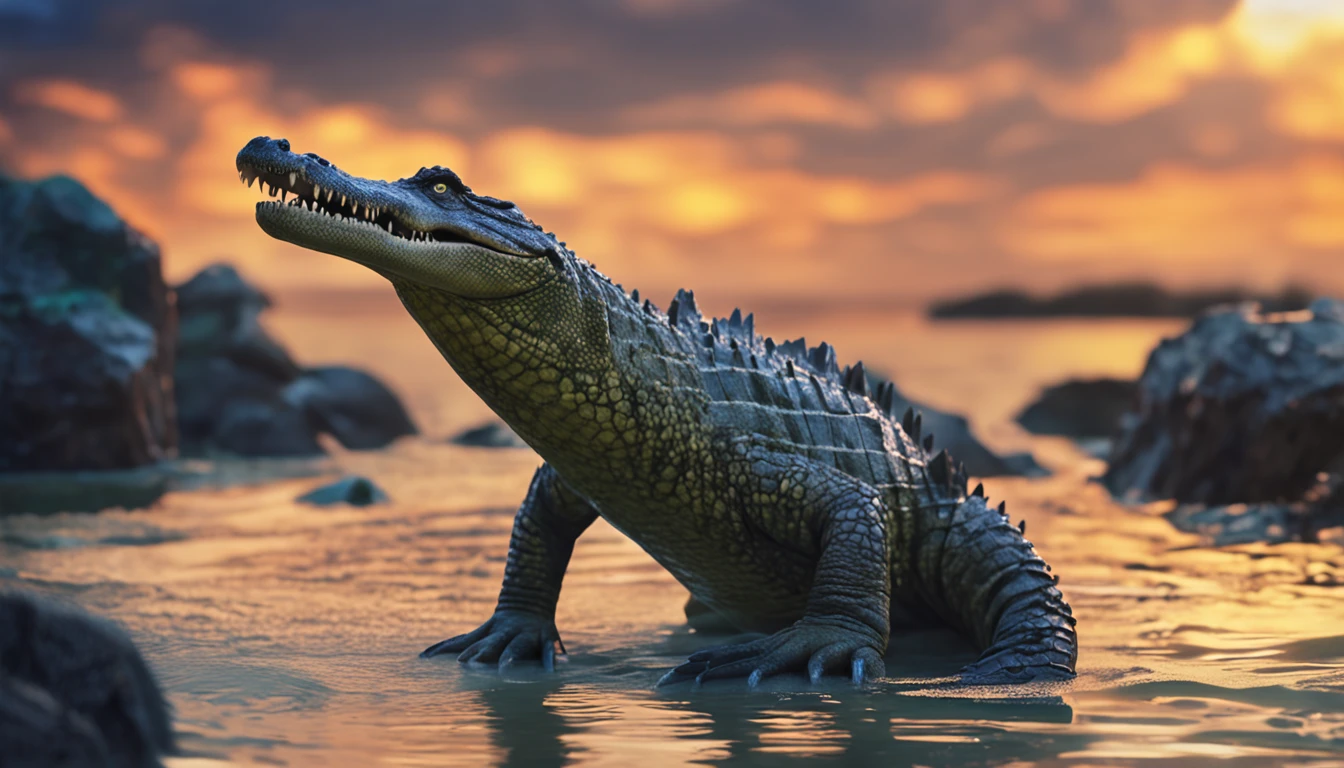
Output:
[1017, 378, 1138, 439]
[930, 282, 1312, 320]
[1104, 300, 1344, 506]
[0, 591, 174, 767]
[0, 175, 176, 472]
[175, 264, 417, 457]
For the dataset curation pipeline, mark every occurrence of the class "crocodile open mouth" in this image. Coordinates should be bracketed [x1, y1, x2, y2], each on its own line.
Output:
[238, 162, 480, 247]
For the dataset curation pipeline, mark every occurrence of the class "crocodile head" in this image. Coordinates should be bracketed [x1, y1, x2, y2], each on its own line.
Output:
[235, 136, 561, 299]
[236, 136, 618, 452]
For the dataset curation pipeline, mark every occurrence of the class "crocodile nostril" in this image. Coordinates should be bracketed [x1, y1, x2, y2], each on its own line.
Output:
[277, 139, 290, 152]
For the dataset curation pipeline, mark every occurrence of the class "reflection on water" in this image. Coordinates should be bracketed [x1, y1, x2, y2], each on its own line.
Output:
[3, 302, 1344, 766]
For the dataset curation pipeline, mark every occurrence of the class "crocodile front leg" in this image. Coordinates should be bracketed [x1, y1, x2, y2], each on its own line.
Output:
[659, 450, 891, 686]
[421, 463, 598, 670]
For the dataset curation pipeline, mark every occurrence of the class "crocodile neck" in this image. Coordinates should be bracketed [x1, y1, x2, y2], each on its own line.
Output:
[391, 273, 704, 487]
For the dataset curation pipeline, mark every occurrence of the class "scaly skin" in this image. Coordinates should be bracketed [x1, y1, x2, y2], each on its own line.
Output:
[236, 136, 1077, 686]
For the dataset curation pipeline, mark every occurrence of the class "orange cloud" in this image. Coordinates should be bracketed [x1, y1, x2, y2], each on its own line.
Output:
[14, 79, 124, 122]
[1035, 26, 1230, 122]
[1003, 155, 1344, 264]
[623, 81, 879, 129]
[107, 126, 167, 160]
[870, 60, 1028, 124]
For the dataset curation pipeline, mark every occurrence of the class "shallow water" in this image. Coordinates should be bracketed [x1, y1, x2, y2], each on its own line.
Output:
[4, 297, 1344, 766]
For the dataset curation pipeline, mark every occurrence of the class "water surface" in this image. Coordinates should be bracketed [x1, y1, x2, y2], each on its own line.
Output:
[4, 299, 1343, 766]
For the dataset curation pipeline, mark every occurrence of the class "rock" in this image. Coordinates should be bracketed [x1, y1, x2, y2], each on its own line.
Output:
[449, 421, 530, 449]
[929, 282, 1312, 320]
[1016, 378, 1138, 439]
[173, 264, 416, 457]
[1104, 300, 1344, 504]
[212, 399, 325, 457]
[287, 366, 417, 450]
[0, 678, 111, 768]
[297, 475, 389, 506]
[0, 175, 176, 472]
[0, 591, 174, 767]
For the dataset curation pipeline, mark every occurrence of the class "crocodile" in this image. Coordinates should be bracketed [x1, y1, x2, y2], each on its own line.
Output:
[235, 136, 1078, 686]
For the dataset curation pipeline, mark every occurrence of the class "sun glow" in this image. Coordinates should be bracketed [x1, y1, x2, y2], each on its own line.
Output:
[1234, 0, 1344, 67]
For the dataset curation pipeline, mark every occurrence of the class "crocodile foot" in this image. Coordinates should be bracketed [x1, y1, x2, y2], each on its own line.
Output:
[420, 610, 564, 672]
[656, 621, 885, 687]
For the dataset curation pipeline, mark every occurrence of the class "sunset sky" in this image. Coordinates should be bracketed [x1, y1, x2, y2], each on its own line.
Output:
[3, 0, 1343, 307]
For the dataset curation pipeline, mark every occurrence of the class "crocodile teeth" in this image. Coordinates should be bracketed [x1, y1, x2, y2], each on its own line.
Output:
[313, 184, 321, 200]
[289, 172, 297, 188]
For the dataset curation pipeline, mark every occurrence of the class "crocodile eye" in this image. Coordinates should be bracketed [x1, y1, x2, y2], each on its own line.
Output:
[433, 183, 448, 194]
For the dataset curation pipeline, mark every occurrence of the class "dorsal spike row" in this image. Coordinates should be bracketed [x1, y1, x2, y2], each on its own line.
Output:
[729, 307, 742, 327]
[807, 342, 836, 374]
[1018, 519, 1027, 534]
[630, 288, 639, 304]
[972, 483, 984, 498]
[750, 354, 758, 369]
[643, 298, 656, 315]
[928, 449, 952, 488]
[668, 298, 681, 327]
[902, 407, 915, 435]
[674, 288, 699, 319]
[785, 359, 796, 378]
[922, 434, 934, 452]
[912, 413, 923, 442]
[997, 500, 1007, 516]
[843, 361, 869, 396]
[877, 382, 896, 416]
[764, 337, 776, 354]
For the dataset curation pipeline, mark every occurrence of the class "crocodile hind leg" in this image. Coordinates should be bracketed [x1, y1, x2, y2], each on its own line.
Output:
[914, 494, 1077, 684]
[659, 450, 892, 687]
[421, 463, 598, 670]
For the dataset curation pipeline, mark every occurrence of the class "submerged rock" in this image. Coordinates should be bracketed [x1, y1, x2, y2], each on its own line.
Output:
[0, 591, 174, 767]
[450, 421, 530, 449]
[1165, 476, 1344, 546]
[174, 264, 416, 457]
[1104, 300, 1344, 505]
[1017, 378, 1138, 439]
[0, 175, 177, 472]
[297, 475, 389, 506]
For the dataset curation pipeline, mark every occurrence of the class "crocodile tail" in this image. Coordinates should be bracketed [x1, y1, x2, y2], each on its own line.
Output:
[921, 495, 1077, 683]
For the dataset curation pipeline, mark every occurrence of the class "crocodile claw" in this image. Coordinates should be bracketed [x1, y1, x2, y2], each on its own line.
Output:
[657, 622, 885, 688]
[421, 610, 564, 672]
